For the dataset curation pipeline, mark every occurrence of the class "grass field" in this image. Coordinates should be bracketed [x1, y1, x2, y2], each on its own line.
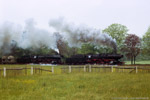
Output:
[125, 60, 150, 64]
[0, 64, 150, 100]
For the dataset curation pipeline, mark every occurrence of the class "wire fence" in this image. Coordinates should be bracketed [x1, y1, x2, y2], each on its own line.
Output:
[1, 65, 150, 77]
[0, 67, 53, 77]
[61, 65, 150, 74]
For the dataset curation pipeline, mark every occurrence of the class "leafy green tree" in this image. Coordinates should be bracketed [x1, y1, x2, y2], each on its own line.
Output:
[77, 43, 99, 54]
[30, 46, 58, 55]
[142, 26, 150, 56]
[103, 23, 128, 52]
[7, 43, 58, 58]
[98, 46, 114, 54]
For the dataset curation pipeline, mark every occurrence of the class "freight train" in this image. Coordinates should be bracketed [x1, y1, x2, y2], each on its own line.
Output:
[1, 53, 123, 65]
[1, 56, 16, 64]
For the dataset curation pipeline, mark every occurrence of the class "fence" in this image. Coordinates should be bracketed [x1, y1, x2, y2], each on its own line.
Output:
[1, 65, 150, 77]
[61, 65, 150, 73]
[0, 67, 54, 77]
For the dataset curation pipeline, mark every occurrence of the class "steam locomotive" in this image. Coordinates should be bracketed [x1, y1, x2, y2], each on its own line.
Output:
[17, 55, 62, 64]
[66, 54, 123, 65]
[1, 53, 123, 65]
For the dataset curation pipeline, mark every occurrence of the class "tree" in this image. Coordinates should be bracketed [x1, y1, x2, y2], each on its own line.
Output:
[142, 26, 150, 55]
[103, 23, 128, 52]
[122, 34, 141, 64]
[77, 43, 99, 54]
[54, 32, 69, 57]
[54, 32, 80, 58]
[98, 46, 114, 54]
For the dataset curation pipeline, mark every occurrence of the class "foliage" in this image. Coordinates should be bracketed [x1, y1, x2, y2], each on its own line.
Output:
[142, 26, 150, 55]
[77, 43, 98, 54]
[77, 43, 115, 54]
[98, 46, 114, 54]
[122, 34, 141, 64]
[55, 32, 69, 56]
[103, 23, 128, 52]
[5, 46, 58, 58]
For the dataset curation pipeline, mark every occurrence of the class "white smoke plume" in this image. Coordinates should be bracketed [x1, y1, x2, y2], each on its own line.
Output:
[0, 18, 117, 55]
[49, 18, 117, 50]
[19, 19, 56, 49]
[0, 22, 22, 54]
[0, 19, 57, 54]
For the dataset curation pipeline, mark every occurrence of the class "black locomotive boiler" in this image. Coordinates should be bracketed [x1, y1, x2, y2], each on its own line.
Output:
[16, 55, 62, 64]
[66, 54, 123, 65]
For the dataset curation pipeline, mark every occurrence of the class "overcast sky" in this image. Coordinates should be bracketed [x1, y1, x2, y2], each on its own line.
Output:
[0, 0, 150, 37]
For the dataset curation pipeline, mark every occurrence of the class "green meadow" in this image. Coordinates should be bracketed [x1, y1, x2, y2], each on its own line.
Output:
[125, 60, 150, 64]
[0, 65, 150, 100]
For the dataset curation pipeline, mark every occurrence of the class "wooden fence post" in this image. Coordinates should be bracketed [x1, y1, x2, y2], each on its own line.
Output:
[69, 66, 71, 73]
[39, 67, 40, 74]
[111, 66, 113, 73]
[136, 66, 138, 73]
[31, 67, 33, 75]
[52, 67, 54, 74]
[84, 66, 86, 72]
[89, 65, 91, 72]
[40, 67, 42, 74]
[25, 65, 27, 75]
[98, 67, 100, 72]
[4, 67, 6, 77]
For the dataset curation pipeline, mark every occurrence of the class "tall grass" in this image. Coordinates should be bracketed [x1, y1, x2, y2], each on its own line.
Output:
[125, 60, 150, 64]
[0, 72, 150, 100]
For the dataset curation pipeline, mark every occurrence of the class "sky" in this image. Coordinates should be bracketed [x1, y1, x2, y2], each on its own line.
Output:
[0, 0, 150, 37]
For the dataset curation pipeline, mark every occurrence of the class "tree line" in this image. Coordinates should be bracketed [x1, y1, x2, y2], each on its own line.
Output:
[1, 23, 150, 64]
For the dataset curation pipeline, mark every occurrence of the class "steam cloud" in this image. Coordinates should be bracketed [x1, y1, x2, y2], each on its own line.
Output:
[49, 18, 117, 49]
[19, 19, 56, 49]
[0, 22, 22, 54]
[0, 19, 56, 55]
[0, 18, 117, 55]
